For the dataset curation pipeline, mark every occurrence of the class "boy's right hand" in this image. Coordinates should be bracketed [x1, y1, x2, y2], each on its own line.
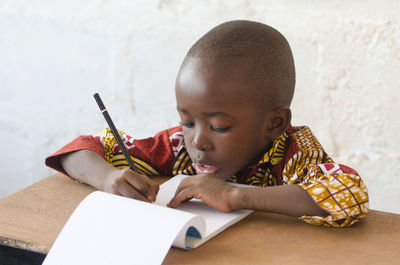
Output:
[60, 150, 159, 203]
[104, 168, 159, 202]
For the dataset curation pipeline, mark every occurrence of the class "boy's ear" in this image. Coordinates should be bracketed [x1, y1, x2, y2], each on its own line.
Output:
[264, 107, 292, 140]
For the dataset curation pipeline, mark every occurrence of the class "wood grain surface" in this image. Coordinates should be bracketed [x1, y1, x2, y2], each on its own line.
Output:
[0, 174, 399, 264]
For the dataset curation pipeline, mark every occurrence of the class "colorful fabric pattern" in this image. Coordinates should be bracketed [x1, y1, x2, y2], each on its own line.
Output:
[45, 125, 369, 227]
[96, 129, 160, 176]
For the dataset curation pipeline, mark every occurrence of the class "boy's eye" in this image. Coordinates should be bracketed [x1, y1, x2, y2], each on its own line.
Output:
[210, 125, 230, 133]
[179, 121, 194, 128]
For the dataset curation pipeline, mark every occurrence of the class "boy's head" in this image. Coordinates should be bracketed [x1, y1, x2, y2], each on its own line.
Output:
[175, 20, 295, 179]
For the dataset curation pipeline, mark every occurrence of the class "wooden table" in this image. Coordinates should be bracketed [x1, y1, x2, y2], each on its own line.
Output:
[1, 174, 399, 265]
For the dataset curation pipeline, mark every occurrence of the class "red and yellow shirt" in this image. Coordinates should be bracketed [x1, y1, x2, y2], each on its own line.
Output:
[45, 125, 369, 227]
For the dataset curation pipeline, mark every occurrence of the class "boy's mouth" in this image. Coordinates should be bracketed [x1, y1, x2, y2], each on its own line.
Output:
[193, 163, 218, 175]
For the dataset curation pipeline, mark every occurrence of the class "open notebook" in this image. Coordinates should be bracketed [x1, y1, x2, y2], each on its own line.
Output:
[43, 175, 253, 265]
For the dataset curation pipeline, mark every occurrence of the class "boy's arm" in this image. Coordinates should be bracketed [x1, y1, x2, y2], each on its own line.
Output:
[167, 174, 329, 216]
[45, 127, 183, 200]
[168, 163, 369, 227]
[233, 183, 329, 216]
[60, 150, 159, 202]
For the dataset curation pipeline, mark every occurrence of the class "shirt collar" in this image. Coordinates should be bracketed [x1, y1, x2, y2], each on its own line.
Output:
[257, 130, 289, 166]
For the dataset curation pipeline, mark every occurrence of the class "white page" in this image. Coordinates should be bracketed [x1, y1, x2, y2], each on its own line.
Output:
[156, 175, 253, 248]
[43, 191, 204, 265]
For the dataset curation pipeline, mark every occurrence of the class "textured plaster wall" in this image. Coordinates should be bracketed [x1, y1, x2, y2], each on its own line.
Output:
[1, 1, 399, 213]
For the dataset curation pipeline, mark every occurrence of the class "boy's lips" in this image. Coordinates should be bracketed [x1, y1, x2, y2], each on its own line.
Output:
[193, 163, 219, 175]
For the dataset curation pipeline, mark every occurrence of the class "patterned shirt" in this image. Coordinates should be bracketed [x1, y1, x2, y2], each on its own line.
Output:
[45, 125, 369, 227]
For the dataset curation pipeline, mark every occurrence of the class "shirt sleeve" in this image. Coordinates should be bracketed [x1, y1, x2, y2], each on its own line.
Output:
[44, 134, 106, 175]
[45, 126, 183, 177]
[296, 163, 369, 227]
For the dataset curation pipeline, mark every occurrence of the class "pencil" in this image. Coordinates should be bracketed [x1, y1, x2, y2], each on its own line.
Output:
[93, 93, 137, 172]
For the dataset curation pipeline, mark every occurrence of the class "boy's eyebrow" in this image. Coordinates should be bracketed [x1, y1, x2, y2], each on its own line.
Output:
[202, 111, 233, 118]
[177, 107, 233, 118]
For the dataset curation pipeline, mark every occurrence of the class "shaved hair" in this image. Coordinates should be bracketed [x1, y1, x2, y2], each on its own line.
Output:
[182, 20, 295, 112]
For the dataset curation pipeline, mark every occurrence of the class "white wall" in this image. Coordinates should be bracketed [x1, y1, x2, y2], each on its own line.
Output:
[1, 1, 399, 213]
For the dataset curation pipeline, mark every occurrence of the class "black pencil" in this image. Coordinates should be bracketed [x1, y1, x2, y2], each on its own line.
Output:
[93, 93, 137, 172]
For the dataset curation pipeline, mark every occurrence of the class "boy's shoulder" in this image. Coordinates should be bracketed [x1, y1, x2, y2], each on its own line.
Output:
[266, 125, 329, 168]
[280, 125, 330, 166]
[288, 126, 325, 152]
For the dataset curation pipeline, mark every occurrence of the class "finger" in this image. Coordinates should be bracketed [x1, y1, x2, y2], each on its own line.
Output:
[174, 176, 197, 196]
[123, 170, 160, 202]
[123, 171, 151, 198]
[135, 174, 160, 202]
[118, 180, 150, 202]
[168, 187, 197, 208]
[144, 179, 160, 202]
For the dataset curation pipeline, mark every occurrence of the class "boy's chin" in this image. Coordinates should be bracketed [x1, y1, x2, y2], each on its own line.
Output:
[215, 172, 233, 181]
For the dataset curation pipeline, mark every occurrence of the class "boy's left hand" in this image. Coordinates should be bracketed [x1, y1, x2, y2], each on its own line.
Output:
[167, 174, 238, 212]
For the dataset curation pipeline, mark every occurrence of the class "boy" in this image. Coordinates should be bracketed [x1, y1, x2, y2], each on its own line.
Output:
[46, 20, 369, 227]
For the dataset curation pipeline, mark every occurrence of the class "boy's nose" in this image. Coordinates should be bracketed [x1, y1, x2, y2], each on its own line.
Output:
[192, 130, 212, 151]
